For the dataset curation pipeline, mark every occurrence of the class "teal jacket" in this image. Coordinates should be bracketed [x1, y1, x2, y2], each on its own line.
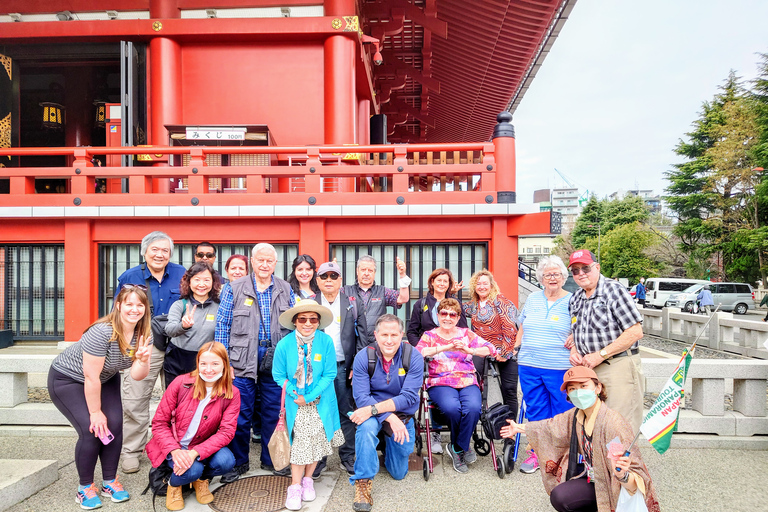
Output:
[272, 330, 340, 444]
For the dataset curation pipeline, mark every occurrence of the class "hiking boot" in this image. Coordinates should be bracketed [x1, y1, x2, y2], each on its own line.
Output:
[166, 484, 184, 511]
[100, 476, 130, 502]
[301, 477, 316, 502]
[430, 431, 443, 454]
[192, 479, 213, 504]
[352, 479, 373, 512]
[312, 457, 327, 480]
[448, 444, 468, 474]
[121, 456, 140, 474]
[285, 483, 302, 511]
[220, 463, 249, 484]
[520, 450, 540, 474]
[76, 484, 102, 510]
[464, 447, 477, 464]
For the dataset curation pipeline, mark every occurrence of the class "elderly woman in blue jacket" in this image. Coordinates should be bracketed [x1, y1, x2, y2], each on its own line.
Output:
[273, 300, 343, 511]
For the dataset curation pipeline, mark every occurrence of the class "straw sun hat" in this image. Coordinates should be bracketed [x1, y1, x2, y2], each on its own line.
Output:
[278, 300, 333, 330]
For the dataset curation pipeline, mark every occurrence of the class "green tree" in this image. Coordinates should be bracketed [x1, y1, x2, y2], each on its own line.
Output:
[570, 196, 604, 248]
[582, 223, 661, 281]
[603, 194, 650, 232]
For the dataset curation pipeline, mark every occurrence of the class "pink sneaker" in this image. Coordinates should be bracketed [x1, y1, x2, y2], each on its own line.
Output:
[301, 477, 316, 502]
[285, 483, 302, 511]
[520, 450, 539, 474]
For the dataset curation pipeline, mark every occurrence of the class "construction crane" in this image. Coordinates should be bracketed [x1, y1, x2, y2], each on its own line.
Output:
[554, 168, 590, 206]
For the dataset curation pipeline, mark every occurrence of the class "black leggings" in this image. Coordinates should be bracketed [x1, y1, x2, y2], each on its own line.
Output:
[550, 478, 598, 512]
[48, 368, 124, 485]
[497, 357, 519, 418]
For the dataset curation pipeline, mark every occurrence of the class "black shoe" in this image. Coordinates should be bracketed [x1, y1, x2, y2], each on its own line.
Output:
[272, 466, 290, 477]
[312, 458, 327, 480]
[341, 458, 355, 476]
[251, 432, 261, 444]
[220, 463, 249, 484]
[260, 462, 274, 472]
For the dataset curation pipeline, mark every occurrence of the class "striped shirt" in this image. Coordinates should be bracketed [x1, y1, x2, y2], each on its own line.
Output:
[51, 323, 136, 383]
[569, 276, 643, 355]
[517, 290, 572, 370]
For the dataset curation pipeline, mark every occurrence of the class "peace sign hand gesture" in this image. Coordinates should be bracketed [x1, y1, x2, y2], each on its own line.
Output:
[133, 335, 152, 365]
[182, 303, 197, 329]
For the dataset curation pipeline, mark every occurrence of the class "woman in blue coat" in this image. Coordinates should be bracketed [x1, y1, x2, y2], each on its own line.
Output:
[273, 300, 343, 511]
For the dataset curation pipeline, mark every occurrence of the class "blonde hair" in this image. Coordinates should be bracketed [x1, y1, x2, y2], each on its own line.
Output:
[468, 269, 500, 304]
[90, 287, 152, 358]
[190, 342, 234, 400]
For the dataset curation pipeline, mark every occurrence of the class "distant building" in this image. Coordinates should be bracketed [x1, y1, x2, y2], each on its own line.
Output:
[551, 186, 582, 232]
[609, 189, 662, 215]
[518, 234, 557, 269]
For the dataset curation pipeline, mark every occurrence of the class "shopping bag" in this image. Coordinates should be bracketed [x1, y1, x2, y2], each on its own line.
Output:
[268, 380, 291, 471]
[616, 486, 649, 512]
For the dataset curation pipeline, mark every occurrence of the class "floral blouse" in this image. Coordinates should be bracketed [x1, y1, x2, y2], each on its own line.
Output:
[416, 327, 497, 390]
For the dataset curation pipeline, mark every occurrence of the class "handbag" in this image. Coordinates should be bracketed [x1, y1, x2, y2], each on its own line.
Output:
[268, 380, 291, 471]
[616, 486, 649, 512]
[481, 402, 514, 440]
[150, 314, 170, 352]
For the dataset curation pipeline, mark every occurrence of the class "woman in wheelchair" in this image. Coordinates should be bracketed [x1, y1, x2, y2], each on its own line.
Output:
[415, 298, 498, 474]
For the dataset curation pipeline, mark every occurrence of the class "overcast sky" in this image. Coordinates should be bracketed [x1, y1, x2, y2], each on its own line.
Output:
[512, 0, 768, 205]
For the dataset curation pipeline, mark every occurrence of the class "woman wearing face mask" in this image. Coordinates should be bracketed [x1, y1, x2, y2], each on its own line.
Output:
[146, 342, 240, 511]
[287, 254, 321, 299]
[500, 366, 660, 512]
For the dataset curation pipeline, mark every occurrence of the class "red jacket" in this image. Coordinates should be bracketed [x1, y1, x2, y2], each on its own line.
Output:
[145, 374, 241, 468]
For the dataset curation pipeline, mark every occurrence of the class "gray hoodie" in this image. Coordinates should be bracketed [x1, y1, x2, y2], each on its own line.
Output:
[165, 297, 220, 352]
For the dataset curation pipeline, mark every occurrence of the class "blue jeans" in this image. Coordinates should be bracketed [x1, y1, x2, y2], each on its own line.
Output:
[168, 447, 235, 487]
[518, 365, 573, 422]
[230, 376, 257, 467]
[427, 385, 481, 453]
[350, 417, 415, 483]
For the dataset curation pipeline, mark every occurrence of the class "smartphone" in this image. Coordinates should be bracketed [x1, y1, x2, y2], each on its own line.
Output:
[98, 428, 115, 445]
[347, 411, 354, 418]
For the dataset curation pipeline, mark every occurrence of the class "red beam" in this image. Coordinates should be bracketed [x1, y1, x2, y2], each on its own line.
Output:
[507, 211, 552, 236]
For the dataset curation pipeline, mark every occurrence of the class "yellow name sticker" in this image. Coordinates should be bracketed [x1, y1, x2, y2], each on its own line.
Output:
[336, 316, 341, 323]
[571, 316, 577, 324]
[206, 314, 215, 322]
[398, 368, 406, 376]
[551, 315, 559, 321]
[244, 298, 254, 306]
[314, 353, 322, 362]
[423, 305, 429, 312]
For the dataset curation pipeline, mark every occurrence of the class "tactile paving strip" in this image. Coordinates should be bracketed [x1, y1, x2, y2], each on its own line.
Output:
[210, 475, 290, 512]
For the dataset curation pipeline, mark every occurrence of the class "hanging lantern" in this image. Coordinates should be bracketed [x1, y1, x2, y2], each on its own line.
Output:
[40, 102, 65, 131]
[93, 100, 107, 128]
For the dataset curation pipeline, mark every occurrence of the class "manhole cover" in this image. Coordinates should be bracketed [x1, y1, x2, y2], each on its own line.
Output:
[210, 475, 289, 512]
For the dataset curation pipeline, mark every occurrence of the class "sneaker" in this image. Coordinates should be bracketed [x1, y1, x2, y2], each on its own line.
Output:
[341, 458, 355, 476]
[464, 447, 477, 465]
[251, 432, 261, 444]
[448, 444, 468, 474]
[301, 477, 316, 502]
[285, 483, 302, 511]
[76, 484, 102, 510]
[100, 477, 130, 503]
[430, 431, 443, 454]
[352, 479, 373, 512]
[221, 462, 249, 484]
[312, 457, 327, 480]
[520, 450, 540, 474]
[120, 456, 140, 474]
[273, 466, 291, 477]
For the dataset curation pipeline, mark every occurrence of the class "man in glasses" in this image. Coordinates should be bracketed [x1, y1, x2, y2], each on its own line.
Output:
[343, 255, 411, 344]
[116, 231, 186, 473]
[194, 241, 226, 283]
[567, 250, 644, 432]
[313, 261, 368, 477]
[215, 242, 296, 482]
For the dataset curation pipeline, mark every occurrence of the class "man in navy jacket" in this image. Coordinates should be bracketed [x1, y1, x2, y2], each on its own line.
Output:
[348, 314, 423, 512]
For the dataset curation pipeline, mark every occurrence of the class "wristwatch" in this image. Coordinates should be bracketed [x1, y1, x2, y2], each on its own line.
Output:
[599, 348, 609, 359]
[370, 404, 378, 416]
[618, 471, 630, 483]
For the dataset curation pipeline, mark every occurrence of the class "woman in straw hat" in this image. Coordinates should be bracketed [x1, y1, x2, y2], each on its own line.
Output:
[273, 300, 344, 511]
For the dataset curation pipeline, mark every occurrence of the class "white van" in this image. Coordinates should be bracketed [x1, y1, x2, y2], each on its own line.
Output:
[644, 278, 710, 308]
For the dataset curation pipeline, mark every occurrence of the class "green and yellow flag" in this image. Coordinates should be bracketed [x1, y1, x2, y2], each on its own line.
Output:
[639, 350, 692, 455]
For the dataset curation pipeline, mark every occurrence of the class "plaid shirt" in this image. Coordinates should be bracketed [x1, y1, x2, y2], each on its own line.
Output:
[569, 275, 643, 356]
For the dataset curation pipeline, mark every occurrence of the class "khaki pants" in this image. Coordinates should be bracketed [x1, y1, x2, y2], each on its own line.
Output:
[594, 354, 644, 433]
[121, 345, 165, 457]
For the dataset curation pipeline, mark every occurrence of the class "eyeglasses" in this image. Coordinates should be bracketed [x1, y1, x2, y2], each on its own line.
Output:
[196, 252, 215, 259]
[571, 264, 595, 276]
[295, 316, 320, 325]
[122, 284, 148, 291]
[318, 273, 340, 280]
[439, 310, 459, 319]
[542, 273, 563, 280]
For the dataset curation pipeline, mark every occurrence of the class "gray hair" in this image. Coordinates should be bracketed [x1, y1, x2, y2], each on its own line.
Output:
[535, 255, 568, 283]
[141, 231, 174, 258]
[252, 243, 277, 258]
[356, 255, 377, 271]
[374, 313, 404, 333]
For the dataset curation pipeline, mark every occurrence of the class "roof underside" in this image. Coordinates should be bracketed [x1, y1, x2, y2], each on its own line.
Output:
[363, 0, 575, 143]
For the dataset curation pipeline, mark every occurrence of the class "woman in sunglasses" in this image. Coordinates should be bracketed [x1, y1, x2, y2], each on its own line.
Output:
[272, 300, 344, 510]
[415, 298, 497, 475]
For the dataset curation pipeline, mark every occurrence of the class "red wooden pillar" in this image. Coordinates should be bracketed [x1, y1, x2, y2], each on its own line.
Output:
[64, 219, 96, 339]
[492, 112, 516, 204]
[300, 218, 327, 262]
[149, 37, 182, 194]
[490, 217, 519, 306]
[64, 70, 92, 169]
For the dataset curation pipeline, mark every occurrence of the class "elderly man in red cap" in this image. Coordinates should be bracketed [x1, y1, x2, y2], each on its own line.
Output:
[566, 250, 644, 432]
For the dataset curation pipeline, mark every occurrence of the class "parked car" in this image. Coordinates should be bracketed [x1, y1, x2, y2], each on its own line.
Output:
[644, 278, 711, 308]
[666, 282, 756, 314]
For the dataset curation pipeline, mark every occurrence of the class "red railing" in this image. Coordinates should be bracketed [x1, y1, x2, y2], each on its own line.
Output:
[0, 143, 500, 207]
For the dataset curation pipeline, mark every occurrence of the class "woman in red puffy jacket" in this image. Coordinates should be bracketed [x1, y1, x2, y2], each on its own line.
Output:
[146, 342, 240, 511]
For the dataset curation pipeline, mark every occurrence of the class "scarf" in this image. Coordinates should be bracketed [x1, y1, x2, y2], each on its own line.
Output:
[294, 331, 315, 389]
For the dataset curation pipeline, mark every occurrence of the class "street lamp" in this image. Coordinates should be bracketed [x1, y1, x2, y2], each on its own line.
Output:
[588, 224, 601, 264]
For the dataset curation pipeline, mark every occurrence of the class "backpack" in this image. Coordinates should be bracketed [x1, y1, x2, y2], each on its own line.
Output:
[367, 342, 413, 379]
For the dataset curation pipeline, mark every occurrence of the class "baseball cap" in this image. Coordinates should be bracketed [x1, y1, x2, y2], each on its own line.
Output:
[568, 250, 598, 268]
[317, 261, 341, 275]
[560, 366, 599, 391]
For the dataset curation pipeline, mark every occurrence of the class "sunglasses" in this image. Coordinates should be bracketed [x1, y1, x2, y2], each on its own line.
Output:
[571, 264, 595, 276]
[122, 284, 148, 291]
[196, 252, 215, 259]
[439, 310, 459, 319]
[295, 317, 320, 325]
[318, 273, 340, 280]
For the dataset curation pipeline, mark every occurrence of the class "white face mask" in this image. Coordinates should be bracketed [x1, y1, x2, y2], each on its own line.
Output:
[199, 371, 223, 383]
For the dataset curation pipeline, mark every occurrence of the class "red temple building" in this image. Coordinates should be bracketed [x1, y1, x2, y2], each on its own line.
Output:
[0, 0, 572, 343]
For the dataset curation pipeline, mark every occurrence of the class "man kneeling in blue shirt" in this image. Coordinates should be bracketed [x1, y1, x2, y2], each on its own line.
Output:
[348, 314, 424, 512]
